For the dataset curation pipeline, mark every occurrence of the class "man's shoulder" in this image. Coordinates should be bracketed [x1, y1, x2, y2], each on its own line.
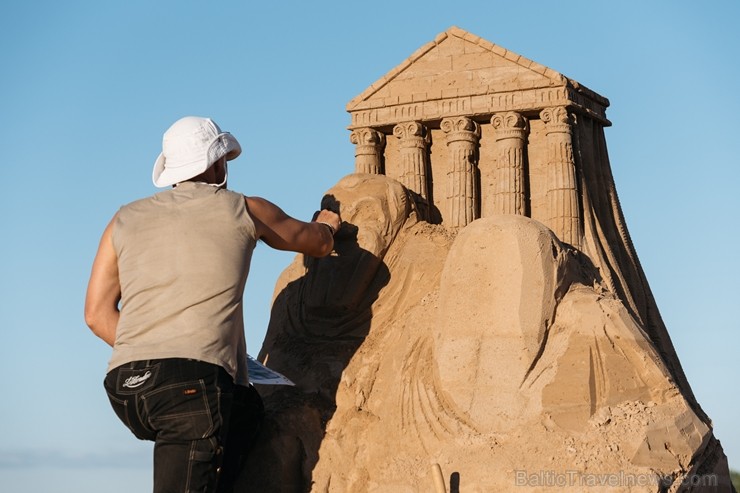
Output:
[119, 192, 163, 212]
[218, 187, 246, 200]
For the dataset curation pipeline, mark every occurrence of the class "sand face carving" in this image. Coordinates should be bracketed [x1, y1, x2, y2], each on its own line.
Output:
[240, 27, 734, 492]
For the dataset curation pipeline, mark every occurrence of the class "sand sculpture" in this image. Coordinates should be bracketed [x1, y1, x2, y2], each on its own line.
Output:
[239, 27, 734, 492]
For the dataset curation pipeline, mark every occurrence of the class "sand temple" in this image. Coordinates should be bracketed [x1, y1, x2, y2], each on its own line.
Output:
[240, 27, 735, 492]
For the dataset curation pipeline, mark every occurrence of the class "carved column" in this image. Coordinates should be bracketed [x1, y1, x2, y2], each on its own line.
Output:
[350, 128, 385, 174]
[540, 106, 582, 248]
[393, 121, 430, 218]
[441, 116, 480, 227]
[490, 112, 527, 216]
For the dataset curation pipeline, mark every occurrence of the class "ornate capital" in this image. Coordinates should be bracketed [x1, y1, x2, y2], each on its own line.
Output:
[350, 127, 385, 147]
[441, 116, 478, 134]
[441, 116, 480, 145]
[350, 127, 385, 174]
[491, 112, 527, 142]
[540, 106, 572, 128]
[392, 121, 424, 139]
[491, 112, 526, 131]
[393, 121, 428, 150]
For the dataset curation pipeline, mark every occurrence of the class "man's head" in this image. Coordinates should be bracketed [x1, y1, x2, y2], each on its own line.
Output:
[152, 116, 241, 187]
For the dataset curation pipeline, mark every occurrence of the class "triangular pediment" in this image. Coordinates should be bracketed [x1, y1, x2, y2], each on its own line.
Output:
[348, 27, 566, 111]
[347, 27, 609, 128]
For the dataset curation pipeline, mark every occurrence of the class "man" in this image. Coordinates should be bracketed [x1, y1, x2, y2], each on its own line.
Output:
[84, 116, 341, 492]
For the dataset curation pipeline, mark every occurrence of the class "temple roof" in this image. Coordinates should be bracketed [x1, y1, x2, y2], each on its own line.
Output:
[347, 26, 610, 129]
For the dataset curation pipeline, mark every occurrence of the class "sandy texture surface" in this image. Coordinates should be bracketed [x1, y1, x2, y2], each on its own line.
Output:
[237, 174, 733, 492]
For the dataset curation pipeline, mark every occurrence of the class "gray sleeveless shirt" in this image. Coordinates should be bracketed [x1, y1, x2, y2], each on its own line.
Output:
[109, 182, 257, 385]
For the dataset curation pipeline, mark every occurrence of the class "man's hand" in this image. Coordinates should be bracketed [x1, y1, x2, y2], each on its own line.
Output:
[246, 197, 341, 257]
[313, 209, 341, 236]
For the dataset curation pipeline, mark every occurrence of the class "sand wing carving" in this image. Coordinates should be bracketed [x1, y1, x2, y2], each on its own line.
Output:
[240, 28, 734, 492]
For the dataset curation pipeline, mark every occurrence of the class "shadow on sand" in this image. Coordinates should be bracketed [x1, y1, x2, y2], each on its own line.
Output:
[236, 216, 390, 493]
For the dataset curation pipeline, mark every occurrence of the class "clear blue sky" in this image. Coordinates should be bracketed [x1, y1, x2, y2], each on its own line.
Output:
[1, 1, 738, 491]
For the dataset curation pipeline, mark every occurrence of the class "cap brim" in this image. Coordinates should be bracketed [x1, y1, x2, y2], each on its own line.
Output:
[152, 132, 242, 188]
[152, 152, 168, 187]
[152, 153, 210, 188]
[210, 133, 241, 163]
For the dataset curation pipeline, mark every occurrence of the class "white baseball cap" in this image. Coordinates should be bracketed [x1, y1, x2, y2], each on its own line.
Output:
[152, 116, 242, 187]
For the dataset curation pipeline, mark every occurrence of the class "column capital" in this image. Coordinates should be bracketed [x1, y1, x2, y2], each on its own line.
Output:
[539, 106, 573, 134]
[441, 116, 480, 144]
[393, 121, 425, 139]
[393, 121, 428, 149]
[491, 112, 527, 141]
[350, 127, 385, 147]
[350, 127, 385, 174]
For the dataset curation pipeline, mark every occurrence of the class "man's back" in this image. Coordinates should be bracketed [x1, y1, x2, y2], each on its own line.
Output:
[111, 182, 257, 385]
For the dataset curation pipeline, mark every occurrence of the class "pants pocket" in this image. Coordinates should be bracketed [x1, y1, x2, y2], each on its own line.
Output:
[143, 379, 218, 442]
[104, 390, 154, 440]
[105, 390, 132, 431]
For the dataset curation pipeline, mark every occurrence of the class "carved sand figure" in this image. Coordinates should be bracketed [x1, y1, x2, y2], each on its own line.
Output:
[239, 28, 734, 492]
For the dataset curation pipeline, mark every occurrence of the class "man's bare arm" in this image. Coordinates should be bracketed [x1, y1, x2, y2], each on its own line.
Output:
[84, 216, 121, 346]
[246, 197, 340, 257]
